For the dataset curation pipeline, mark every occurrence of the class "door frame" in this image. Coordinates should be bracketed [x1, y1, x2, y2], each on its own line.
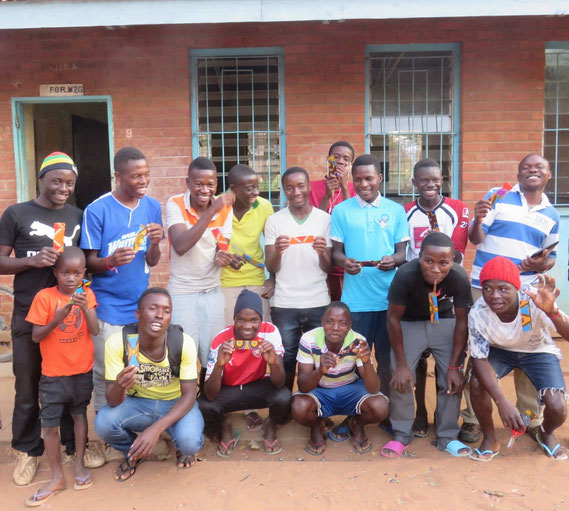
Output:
[11, 95, 114, 202]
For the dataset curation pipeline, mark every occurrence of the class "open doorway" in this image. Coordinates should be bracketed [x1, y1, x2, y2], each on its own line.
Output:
[12, 96, 113, 209]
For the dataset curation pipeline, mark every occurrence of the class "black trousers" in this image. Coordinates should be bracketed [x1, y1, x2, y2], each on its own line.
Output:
[198, 378, 291, 428]
[11, 310, 75, 456]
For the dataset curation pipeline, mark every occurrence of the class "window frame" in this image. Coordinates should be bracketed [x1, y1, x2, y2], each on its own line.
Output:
[545, 41, 569, 206]
[190, 47, 287, 205]
[365, 43, 461, 199]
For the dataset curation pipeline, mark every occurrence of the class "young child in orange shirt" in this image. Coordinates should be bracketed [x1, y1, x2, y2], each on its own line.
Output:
[25, 247, 99, 507]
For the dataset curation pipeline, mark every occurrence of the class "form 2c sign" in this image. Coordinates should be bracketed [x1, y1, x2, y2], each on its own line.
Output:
[39, 84, 84, 97]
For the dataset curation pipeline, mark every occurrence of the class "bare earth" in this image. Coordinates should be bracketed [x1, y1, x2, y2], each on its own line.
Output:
[2, 346, 569, 511]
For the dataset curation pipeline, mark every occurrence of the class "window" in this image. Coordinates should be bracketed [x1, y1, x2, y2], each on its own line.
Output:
[366, 44, 460, 203]
[191, 49, 285, 205]
[544, 44, 569, 205]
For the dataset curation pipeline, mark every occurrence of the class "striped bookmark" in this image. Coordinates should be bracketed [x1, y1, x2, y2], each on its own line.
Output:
[126, 334, 140, 366]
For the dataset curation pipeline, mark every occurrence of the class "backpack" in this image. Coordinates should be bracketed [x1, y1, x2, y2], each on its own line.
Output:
[121, 323, 184, 378]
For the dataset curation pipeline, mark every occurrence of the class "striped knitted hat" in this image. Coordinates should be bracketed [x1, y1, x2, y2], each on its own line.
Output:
[38, 152, 78, 178]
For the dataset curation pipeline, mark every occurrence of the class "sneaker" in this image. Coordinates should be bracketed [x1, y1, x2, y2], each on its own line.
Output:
[13, 451, 38, 486]
[63, 442, 106, 468]
[458, 422, 481, 444]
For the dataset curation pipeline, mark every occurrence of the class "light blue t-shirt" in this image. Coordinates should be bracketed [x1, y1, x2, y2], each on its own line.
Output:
[331, 194, 409, 312]
[80, 192, 163, 324]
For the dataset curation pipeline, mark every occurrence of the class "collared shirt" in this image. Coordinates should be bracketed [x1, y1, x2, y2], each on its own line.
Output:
[355, 192, 382, 208]
[166, 190, 233, 293]
[470, 183, 559, 288]
[221, 197, 274, 288]
[331, 195, 409, 312]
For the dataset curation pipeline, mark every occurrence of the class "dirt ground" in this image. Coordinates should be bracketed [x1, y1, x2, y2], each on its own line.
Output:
[2, 349, 569, 511]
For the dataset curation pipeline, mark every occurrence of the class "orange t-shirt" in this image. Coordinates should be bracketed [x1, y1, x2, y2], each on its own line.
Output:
[26, 286, 97, 377]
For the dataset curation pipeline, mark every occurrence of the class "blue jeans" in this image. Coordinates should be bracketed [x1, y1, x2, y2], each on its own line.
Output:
[95, 397, 204, 456]
[488, 347, 566, 405]
[351, 310, 390, 398]
[271, 305, 328, 373]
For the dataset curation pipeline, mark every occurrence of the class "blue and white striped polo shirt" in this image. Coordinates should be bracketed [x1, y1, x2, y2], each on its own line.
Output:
[471, 184, 559, 288]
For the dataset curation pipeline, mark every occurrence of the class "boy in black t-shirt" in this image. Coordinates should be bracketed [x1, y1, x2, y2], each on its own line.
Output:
[0, 152, 103, 485]
[381, 232, 473, 458]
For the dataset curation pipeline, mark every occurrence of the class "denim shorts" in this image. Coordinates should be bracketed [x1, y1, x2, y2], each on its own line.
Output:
[39, 370, 94, 427]
[488, 347, 567, 404]
[295, 378, 387, 417]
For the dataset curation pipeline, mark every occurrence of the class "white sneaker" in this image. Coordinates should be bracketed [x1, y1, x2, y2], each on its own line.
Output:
[13, 451, 38, 486]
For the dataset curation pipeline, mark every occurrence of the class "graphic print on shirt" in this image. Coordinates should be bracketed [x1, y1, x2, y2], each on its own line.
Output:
[135, 363, 173, 388]
[29, 221, 80, 246]
[58, 305, 83, 335]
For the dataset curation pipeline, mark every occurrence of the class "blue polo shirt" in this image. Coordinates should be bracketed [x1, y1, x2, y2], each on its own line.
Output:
[331, 194, 409, 312]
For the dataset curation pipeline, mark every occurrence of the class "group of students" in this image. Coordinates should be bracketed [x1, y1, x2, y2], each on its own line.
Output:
[1, 142, 567, 507]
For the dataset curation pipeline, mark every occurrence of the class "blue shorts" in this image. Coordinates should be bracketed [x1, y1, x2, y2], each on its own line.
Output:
[296, 378, 387, 417]
[488, 347, 567, 405]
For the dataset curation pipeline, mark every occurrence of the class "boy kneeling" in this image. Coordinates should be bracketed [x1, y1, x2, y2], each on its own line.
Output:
[198, 290, 291, 457]
[25, 247, 99, 506]
[292, 302, 389, 456]
[469, 257, 569, 461]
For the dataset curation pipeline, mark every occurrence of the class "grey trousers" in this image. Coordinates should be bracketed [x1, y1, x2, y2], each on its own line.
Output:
[389, 318, 461, 450]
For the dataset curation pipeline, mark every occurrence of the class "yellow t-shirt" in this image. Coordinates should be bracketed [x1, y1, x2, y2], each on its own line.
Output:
[221, 197, 274, 287]
[104, 331, 197, 400]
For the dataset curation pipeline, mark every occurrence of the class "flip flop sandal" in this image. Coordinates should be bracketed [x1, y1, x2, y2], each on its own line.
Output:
[412, 423, 429, 438]
[245, 412, 264, 432]
[444, 440, 471, 457]
[328, 424, 350, 442]
[467, 448, 499, 462]
[216, 430, 241, 458]
[263, 438, 283, 455]
[26, 488, 64, 507]
[73, 473, 93, 491]
[176, 452, 197, 469]
[304, 440, 326, 456]
[380, 440, 408, 458]
[536, 431, 569, 460]
[114, 457, 143, 482]
[350, 436, 373, 454]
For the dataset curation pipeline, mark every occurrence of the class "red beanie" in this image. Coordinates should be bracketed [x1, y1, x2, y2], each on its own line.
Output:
[479, 256, 521, 290]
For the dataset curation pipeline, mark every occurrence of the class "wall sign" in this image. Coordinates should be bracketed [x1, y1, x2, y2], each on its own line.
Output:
[39, 84, 84, 96]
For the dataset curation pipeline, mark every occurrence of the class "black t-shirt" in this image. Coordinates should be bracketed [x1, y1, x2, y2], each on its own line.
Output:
[0, 200, 82, 312]
[388, 259, 473, 322]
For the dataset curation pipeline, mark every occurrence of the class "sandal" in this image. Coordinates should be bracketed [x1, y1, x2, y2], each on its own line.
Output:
[412, 422, 429, 438]
[468, 448, 499, 462]
[245, 412, 264, 432]
[73, 473, 93, 491]
[263, 437, 283, 455]
[114, 457, 143, 482]
[350, 436, 372, 454]
[328, 423, 350, 442]
[176, 451, 197, 469]
[380, 440, 408, 458]
[444, 440, 471, 457]
[536, 431, 568, 460]
[216, 430, 241, 458]
[304, 439, 326, 456]
[26, 488, 63, 507]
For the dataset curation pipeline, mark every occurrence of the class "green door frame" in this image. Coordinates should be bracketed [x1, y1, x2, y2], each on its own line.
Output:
[11, 95, 114, 202]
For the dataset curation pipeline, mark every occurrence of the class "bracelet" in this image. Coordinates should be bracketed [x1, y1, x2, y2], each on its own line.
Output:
[448, 365, 463, 371]
[547, 308, 561, 320]
[105, 255, 117, 272]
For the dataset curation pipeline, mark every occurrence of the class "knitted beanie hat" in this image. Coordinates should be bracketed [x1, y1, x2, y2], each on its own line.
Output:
[234, 289, 263, 319]
[38, 152, 78, 178]
[479, 256, 521, 290]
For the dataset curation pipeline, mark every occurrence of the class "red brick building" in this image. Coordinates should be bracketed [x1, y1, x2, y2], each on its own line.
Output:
[0, 1, 568, 301]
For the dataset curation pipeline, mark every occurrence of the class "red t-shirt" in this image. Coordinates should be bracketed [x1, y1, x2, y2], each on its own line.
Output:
[205, 322, 284, 386]
[26, 286, 97, 377]
[309, 179, 356, 276]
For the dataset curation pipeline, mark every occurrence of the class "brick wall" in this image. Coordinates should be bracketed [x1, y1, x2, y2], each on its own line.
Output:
[0, 15, 567, 285]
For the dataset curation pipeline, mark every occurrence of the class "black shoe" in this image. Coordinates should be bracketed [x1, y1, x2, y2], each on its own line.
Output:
[458, 423, 481, 443]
